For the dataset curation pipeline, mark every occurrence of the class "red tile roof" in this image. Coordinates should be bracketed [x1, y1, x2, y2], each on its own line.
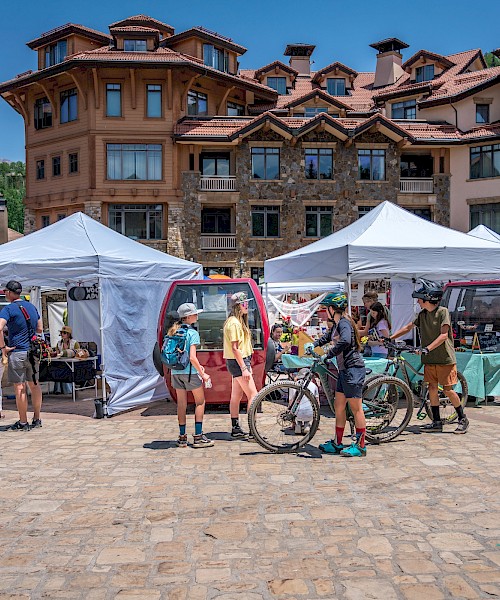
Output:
[26, 23, 110, 49]
[162, 26, 247, 55]
[462, 123, 500, 141]
[312, 61, 358, 82]
[109, 15, 174, 34]
[109, 26, 160, 34]
[402, 50, 454, 70]
[254, 61, 298, 80]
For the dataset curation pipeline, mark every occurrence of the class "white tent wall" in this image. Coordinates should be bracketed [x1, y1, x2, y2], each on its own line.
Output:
[390, 280, 417, 336]
[47, 302, 66, 346]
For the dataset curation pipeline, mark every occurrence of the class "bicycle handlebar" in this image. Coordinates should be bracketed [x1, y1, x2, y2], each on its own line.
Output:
[383, 340, 420, 354]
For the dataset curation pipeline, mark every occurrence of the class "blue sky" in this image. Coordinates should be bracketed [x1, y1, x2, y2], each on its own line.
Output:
[1, 0, 499, 162]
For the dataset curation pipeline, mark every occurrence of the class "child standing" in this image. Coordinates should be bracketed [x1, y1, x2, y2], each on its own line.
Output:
[170, 303, 214, 448]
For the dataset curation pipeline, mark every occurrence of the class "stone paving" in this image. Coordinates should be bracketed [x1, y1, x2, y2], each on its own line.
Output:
[0, 399, 499, 600]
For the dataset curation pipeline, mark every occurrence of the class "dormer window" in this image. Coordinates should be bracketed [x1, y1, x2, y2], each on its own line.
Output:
[267, 77, 287, 95]
[392, 99, 416, 119]
[203, 44, 229, 73]
[415, 64, 434, 83]
[326, 78, 346, 96]
[124, 39, 147, 52]
[304, 107, 328, 117]
[44, 40, 67, 68]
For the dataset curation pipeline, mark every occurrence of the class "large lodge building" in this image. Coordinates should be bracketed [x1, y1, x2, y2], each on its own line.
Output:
[1, 15, 499, 278]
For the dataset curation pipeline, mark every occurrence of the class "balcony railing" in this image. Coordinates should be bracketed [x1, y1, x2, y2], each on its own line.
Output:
[201, 234, 236, 251]
[199, 176, 236, 191]
[399, 178, 434, 193]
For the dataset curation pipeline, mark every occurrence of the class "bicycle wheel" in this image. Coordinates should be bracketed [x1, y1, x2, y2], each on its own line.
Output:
[248, 381, 321, 453]
[362, 375, 413, 443]
[424, 370, 468, 423]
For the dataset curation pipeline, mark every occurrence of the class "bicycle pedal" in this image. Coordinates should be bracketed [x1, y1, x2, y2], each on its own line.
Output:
[416, 411, 427, 420]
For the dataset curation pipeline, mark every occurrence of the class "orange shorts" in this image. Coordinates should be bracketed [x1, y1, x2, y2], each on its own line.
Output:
[423, 364, 458, 387]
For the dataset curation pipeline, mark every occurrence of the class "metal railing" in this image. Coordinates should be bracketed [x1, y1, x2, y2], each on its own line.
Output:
[199, 176, 236, 191]
[201, 234, 236, 250]
[399, 178, 434, 193]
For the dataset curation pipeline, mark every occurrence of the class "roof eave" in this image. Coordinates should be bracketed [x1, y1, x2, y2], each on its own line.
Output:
[419, 74, 500, 108]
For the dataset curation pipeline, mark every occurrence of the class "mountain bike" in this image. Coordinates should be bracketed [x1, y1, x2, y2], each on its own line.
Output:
[247, 349, 413, 453]
[366, 340, 468, 424]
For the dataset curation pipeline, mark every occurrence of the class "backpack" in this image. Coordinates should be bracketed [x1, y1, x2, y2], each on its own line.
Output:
[161, 324, 191, 371]
[17, 303, 50, 384]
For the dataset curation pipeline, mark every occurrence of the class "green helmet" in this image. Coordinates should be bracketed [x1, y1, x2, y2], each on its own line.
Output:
[320, 293, 348, 310]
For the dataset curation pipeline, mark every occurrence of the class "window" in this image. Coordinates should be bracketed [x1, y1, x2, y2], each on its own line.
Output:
[358, 206, 375, 218]
[251, 205, 279, 237]
[201, 208, 231, 234]
[203, 44, 229, 72]
[187, 90, 208, 116]
[305, 206, 333, 237]
[326, 78, 346, 95]
[267, 77, 287, 95]
[227, 101, 244, 116]
[106, 84, 121, 117]
[107, 144, 162, 180]
[41, 215, 50, 228]
[146, 84, 162, 117]
[415, 64, 435, 83]
[34, 97, 52, 130]
[304, 148, 334, 179]
[470, 203, 500, 233]
[60, 89, 78, 123]
[201, 153, 230, 176]
[476, 104, 490, 124]
[392, 99, 417, 119]
[251, 147, 280, 180]
[36, 160, 45, 180]
[108, 204, 163, 239]
[203, 267, 233, 278]
[44, 40, 67, 67]
[124, 39, 147, 52]
[406, 208, 432, 221]
[69, 153, 78, 174]
[52, 156, 61, 177]
[57, 214, 66, 221]
[304, 107, 328, 117]
[358, 149, 385, 180]
[251, 267, 265, 284]
[400, 154, 433, 177]
[470, 145, 500, 179]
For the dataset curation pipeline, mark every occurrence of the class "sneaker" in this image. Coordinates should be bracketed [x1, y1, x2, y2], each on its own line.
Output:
[340, 443, 367, 457]
[454, 416, 469, 434]
[8, 420, 31, 432]
[31, 419, 42, 429]
[319, 439, 344, 454]
[294, 422, 303, 434]
[247, 434, 257, 443]
[176, 434, 188, 447]
[231, 424, 248, 439]
[192, 434, 214, 448]
[420, 420, 443, 433]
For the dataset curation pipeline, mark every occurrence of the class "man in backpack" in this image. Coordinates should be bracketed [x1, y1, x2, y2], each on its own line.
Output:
[0, 281, 43, 431]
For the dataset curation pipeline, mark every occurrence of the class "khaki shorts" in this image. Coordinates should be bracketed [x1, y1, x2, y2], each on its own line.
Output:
[423, 364, 458, 387]
[7, 351, 37, 384]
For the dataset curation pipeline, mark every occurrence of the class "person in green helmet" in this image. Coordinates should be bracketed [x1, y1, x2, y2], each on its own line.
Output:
[310, 293, 367, 457]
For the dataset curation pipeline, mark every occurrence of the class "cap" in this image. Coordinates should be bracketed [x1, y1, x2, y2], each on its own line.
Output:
[60, 326, 72, 335]
[177, 303, 203, 318]
[230, 292, 254, 307]
[4, 280, 22, 294]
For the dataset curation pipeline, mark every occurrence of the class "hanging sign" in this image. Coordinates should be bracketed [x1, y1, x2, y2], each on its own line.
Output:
[68, 284, 99, 301]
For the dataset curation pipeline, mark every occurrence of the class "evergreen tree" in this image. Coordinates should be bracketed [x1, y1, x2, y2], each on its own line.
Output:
[0, 161, 25, 233]
[484, 52, 500, 68]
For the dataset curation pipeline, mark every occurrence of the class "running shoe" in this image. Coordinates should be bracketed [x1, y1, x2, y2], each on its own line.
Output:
[340, 443, 367, 457]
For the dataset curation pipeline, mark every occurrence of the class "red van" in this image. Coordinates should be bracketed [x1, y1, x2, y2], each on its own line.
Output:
[154, 278, 269, 404]
[442, 280, 500, 351]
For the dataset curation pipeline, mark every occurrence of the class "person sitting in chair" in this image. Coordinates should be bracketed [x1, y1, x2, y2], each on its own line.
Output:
[53, 326, 80, 395]
[266, 324, 291, 377]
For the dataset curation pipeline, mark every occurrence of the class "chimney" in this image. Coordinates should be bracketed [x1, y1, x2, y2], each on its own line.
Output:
[284, 43, 316, 75]
[370, 38, 409, 88]
[0, 193, 7, 245]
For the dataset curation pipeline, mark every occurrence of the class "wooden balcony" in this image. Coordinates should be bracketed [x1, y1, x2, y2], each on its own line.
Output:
[399, 178, 434, 193]
[200, 234, 236, 251]
[199, 176, 236, 192]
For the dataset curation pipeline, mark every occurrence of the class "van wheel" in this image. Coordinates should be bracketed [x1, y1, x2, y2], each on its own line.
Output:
[152, 342, 164, 376]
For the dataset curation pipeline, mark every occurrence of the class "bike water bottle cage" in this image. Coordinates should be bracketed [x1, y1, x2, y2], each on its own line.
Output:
[320, 293, 348, 311]
[411, 279, 443, 303]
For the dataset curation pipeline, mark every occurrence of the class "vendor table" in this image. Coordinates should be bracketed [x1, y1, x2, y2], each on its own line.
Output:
[39, 357, 99, 402]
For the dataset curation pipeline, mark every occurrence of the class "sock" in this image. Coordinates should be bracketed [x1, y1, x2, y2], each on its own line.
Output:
[335, 427, 345, 445]
[355, 428, 366, 448]
[231, 417, 239, 428]
[431, 405, 441, 422]
[179, 424, 186, 436]
[195, 422, 203, 436]
[456, 405, 465, 420]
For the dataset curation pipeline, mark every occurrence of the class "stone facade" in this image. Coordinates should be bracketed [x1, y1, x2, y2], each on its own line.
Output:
[83, 201, 102, 222]
[24, 207, 36, 235]
[177, 129, 451, 272]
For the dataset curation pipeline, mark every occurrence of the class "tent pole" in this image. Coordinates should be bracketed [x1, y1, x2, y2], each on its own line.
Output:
[347, 273, 352, 313]
[98, 277, 108, 417]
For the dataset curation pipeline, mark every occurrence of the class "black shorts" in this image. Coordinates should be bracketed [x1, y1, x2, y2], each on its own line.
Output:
[336, 366, 365, 399]
[226, 356, 252, 378]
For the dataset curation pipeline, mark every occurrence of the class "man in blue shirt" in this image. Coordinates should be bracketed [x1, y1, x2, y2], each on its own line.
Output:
[0, 280, 43, 431]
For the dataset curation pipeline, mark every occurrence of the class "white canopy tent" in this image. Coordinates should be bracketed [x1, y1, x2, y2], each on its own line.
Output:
[265, 201, 500, 286]
[468, 224, 500, 243]
[0, 213, 201, 415]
